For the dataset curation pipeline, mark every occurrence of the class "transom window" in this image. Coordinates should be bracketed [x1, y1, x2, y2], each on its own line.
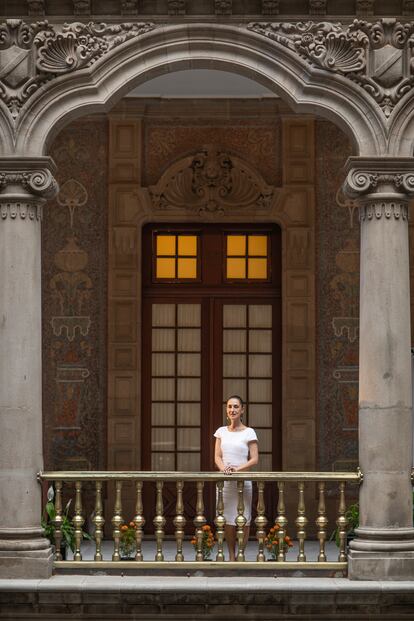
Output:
[154, 233, 198, 281]
[226, 234, 268, 280]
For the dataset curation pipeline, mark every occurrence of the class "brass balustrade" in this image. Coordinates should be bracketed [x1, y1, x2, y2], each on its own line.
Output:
[38, 470, 362, 570]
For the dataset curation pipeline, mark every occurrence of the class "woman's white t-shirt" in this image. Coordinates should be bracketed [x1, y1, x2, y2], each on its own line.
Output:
[213, 426, 258, 468]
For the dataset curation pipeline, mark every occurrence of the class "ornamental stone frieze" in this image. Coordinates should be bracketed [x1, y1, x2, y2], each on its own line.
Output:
[342, 157, 414, 221]
[0, 157, 58, 220]
[149, 145, 275, 216]
[0, 19, 155, 119]
[247, 18, 414, 117]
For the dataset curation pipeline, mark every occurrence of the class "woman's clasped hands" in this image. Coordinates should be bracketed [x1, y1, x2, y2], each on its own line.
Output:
[223, 465, 236, 474]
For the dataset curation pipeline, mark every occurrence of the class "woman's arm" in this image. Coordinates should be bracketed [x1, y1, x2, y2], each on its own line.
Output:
[214, 437, 226, 472]
[234, 440, 259, 472]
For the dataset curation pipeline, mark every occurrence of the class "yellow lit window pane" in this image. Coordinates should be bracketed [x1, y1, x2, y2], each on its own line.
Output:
[178, 235, 197, 256]
[248, 258, 267, 279]
[177, 258, 197, 279]
[227, 235, 246, 256]
[157, 235, 176, 256]
[156, 258, 176, 279]
[227, 258, 246, 279]
[248, 235, 267, 256]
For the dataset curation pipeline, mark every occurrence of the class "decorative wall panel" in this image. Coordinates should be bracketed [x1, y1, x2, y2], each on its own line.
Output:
[42, 118, 108, 472]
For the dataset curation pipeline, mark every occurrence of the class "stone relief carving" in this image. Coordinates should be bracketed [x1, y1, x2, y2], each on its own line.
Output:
[247, 18, 414, 117]
[167, 0, 187, 15]
[0, 167, 58, 198]
[262, 0, 279, 15]
[149, 145, 274, 215]
[0, 19, 155, 119]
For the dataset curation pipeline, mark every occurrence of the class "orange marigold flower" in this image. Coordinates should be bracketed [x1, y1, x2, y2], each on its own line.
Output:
[129, 522, 135, 528]
[269, 527, 275, 534]
[121, 525, 128, 531]
[274, 524, 280, 530]
[202, 525, 210, 531]
[191, 539, 196, 545]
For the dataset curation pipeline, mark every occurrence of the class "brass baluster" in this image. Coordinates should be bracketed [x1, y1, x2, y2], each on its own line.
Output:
[295, 481, 307, 562]
[337, 481, 348, 562]
[73, 481, 84, 561]
[134, 481, 145, 562]
[255, 481, 267, 562]
[53, 482, 63, 561]
[112, 480, 123, 561]
[93, 481, 105, 561]
[153, 481, 165, 562]
[193, 481, 206, 561]
[236, 481, 247, 562]
[214, 480, 226, 562]
[173, 481, 186, 562]
[276, 481, 288, 562]
[316, 482, 328, 562]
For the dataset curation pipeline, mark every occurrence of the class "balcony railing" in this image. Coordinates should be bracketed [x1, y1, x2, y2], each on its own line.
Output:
[38, 470, 362, 571]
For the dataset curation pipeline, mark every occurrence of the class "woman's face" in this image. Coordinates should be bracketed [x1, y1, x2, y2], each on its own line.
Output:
[226, 398, 244, 423]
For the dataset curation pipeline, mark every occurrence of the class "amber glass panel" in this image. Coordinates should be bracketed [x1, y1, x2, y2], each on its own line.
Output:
[227, 235, 246, 256]
[178, 235, 197, 256]
[248, 235, 267, 256]
[157, 235, 176, 256]
[248, 258, 267, 279]
[227, 258, 246, 279]
[177, 258, 197, 279]
[156, 258, 175, 279]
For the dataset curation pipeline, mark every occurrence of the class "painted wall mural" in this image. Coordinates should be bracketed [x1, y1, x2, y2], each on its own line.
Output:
[42, 118, 108, 471]
[315, 120, 358, 471]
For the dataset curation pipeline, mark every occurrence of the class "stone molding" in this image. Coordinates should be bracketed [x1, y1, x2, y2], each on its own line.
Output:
[247, 18, 414, 118]
[149, 145, 275, 215]
[0, 19, 155, 119]
[0, 157, 58, 220]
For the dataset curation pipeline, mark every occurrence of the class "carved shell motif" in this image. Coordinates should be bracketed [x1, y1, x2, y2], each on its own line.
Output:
[36, 32, 97, 74]
[300, 31, 366, 74]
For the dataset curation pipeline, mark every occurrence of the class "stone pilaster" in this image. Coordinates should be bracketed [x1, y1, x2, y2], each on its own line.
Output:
[343, 157, 414, 580]
[0, 157, 58, 578]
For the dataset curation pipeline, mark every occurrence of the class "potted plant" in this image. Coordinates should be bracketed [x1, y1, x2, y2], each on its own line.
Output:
[191, 524, 216, 560]
[119, 522, 137, 559]
[264, 524, 293, 560]
[41, 485, 91, 559]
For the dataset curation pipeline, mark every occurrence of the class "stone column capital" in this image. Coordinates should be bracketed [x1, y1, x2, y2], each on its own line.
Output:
[0, 156, 58, 221]
[342, 157, 414, 222]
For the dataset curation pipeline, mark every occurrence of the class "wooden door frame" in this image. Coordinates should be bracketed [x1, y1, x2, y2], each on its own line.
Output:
[107, 116, 316, 522]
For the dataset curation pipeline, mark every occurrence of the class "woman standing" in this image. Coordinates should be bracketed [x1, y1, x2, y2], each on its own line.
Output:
[214, 395, 259, 561]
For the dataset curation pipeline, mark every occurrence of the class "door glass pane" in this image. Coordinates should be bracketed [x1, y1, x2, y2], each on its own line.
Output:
[223, 305, 246, 328]
[249, 330, 272, 352]
[152, 378, 175, 401]
[223, 378, 246, 401]
[157, 235, 176, 255]
[152, 428, 175, 451]
[259, 453, 272, 471]
[152, 402, 175, 426]
[177, 428, 200, 451]
[227, 235, 246, 255]
[152, 304, 176, 326]
[255, 428, 272, 452]
[177, 452, 200, 471]
[177, 353, 200, 376]
[248, 235, 267, 256]
[152, 329, 175, 351]
[249, 403, 272, 427]
[152, 453, 175, 471]
[249, 305, 272, 328]
[178, 235, 197, 255]
[249, 379, 272, 402]
[249, 354, 272, 377]
[177, 328, 200, 351]
[227, 258, 246, 279]
[177, 258, 197, 279]
[178, 304, 201, 327]
[156, 258, 175, 279]
[223, 330, 246, 352]
[248, 258, 267, 279]
[152, 353, 175, 376]
[177, 378, 200, 401]
[223, 354, 246, 377]
[177, 403, 200, 426]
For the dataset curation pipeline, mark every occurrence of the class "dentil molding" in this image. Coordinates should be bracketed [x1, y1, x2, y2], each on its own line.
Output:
[248, 18, 414, 117]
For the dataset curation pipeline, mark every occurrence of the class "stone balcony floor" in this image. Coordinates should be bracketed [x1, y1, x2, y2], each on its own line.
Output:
[1, 542, 414, 619]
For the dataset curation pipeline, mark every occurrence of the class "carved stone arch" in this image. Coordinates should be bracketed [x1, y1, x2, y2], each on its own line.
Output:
[0, 22, 389, 157]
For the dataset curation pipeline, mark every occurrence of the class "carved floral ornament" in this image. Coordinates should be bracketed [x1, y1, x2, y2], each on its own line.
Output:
[247, 18, 414, 117]
[149, 146, 275, 216]
[0, 19, 155, 119]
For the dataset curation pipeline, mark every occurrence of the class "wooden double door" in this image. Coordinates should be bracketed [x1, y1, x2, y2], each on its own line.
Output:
[141, 224, 281, 531]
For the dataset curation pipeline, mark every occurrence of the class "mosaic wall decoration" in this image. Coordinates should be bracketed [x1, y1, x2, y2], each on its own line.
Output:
[315, 120, 358, 471]
[42, 118, 108, 471]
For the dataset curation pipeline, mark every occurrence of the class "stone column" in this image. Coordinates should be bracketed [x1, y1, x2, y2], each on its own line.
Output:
[0, 158, 58, 578]
[343, 157, 414, 580]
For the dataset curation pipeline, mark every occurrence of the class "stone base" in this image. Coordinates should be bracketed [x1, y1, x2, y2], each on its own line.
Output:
[0, 548, 53, 579]
[348, 549, 414, 580]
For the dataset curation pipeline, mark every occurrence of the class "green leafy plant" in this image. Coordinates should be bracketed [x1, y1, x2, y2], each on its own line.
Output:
[41, 485, 91, 553]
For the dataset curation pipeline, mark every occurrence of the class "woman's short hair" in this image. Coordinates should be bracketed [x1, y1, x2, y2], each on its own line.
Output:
[226, 395, 244, 407]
